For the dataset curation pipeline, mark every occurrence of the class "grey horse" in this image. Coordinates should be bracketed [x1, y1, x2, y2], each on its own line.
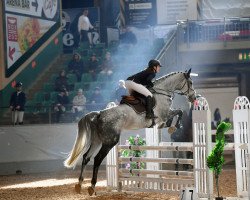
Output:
[64, 69, 196, 195]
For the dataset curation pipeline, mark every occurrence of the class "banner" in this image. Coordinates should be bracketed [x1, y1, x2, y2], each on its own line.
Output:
[62, 7, 100, 53]
[4, 0, 60, 77]
[199, 0, 250, 19]
[122, 0, 157, 26]
[156, 0, 197, 24]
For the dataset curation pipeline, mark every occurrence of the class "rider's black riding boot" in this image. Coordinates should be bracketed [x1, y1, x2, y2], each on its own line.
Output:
[146, 96, 156, 119]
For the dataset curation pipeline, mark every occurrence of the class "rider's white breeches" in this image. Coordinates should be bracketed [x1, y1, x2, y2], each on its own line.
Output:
[125, 80, 152, 97]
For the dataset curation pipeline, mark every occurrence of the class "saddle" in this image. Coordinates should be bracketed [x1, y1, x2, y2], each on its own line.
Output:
[120, 94, 156, 114]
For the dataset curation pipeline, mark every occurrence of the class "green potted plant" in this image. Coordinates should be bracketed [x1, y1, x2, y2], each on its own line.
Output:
[207, 121, 231, 200]
[121, 135, 146, 174]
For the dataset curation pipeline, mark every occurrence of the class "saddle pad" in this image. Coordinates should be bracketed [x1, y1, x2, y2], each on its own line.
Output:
[120, 95, 156, 114]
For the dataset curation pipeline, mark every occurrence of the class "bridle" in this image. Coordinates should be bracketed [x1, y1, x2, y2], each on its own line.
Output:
[151, 74, 194, 98]
[177, 76, 193, 96]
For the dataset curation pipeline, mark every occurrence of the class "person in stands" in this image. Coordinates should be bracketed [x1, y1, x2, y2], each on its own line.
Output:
[54, 87, 70, 123]
[88, 87, 104, 111]
[54, 70, 70, 92]
[68, 53, 84, 82]
[72, 88, 86, 122]
[112, 80, 127, 104]
[87, 53, 100, 80]
[78, 9, 94, 47]
[99, 51, 114, 76]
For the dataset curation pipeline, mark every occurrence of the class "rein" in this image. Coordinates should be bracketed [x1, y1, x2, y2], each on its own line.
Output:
[150, 87, 172, 98]
[152, 74, 192, 98]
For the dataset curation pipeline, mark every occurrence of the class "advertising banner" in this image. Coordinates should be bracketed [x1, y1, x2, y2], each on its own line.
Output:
[4, 0, 60, 77]
[156, 0, 197, 24]
[122, 0, 157, 26]
[62, 7, 100, 53]
[199, 0, 250, 19]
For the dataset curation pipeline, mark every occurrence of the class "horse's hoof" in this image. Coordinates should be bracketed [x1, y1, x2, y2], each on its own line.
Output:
[88, 186, 95, 196]
[75, 183, 81, 194]
[168, 126, 177, 134]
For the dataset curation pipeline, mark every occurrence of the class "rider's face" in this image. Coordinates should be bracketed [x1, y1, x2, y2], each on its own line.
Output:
[155, 65, 160, 73]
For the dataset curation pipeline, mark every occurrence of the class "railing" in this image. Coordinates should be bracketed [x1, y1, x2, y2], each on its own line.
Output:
[0, 103, 108, 126]
[177, 17, 250, 46]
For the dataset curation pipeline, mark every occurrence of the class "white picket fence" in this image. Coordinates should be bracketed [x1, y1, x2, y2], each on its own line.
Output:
[106, 96, 250, 199]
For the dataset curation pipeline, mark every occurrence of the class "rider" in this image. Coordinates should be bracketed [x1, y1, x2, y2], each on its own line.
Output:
[125, 59, 162, 119]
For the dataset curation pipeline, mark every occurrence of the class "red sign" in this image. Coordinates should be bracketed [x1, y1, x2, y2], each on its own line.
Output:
[7, 17, 18, 42]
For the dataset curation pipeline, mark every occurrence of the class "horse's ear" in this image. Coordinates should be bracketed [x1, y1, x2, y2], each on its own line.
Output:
[186, 68, 192, 78]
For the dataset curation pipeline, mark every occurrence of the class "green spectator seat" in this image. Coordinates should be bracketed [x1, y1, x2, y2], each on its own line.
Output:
[67, 73, 77, 84]
[82, 55, 90, 62]
[81, 73, 93, 82]
[34, 92, 45, 102]
[82, 82, 90, 90]
[84, 90, 92, 99]
[89, 81, 102, 89]
[50, 91, 58, 102]
[50, 73, 58, 82]
[43, 83, 54, 92]
[68, 91, 76, 101]
[25, 100, 35, 113]
[96, 73, 109, 82]
[44, 92, 51, 102]
[75, 82, 90, 91]
[94, 43, 105, 48]
[79, 49, 89, 57]
[74, 82, 84, 91]
[79, 42, 89, 50]
[42, 100, 53, 113]
[89, 48, 104, 57]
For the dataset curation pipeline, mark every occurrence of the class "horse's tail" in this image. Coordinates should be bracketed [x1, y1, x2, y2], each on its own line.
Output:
[64, 112, 98, 168]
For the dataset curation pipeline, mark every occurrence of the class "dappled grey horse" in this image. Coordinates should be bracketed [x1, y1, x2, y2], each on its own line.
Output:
[64, 69, 196, 195]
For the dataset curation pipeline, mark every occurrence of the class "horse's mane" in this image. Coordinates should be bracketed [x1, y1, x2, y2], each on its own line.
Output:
[154, 71, 184, 84]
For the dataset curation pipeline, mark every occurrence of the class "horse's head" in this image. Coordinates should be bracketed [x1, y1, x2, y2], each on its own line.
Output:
[153, 69, 197, 103]
[179, 68, 196, 103]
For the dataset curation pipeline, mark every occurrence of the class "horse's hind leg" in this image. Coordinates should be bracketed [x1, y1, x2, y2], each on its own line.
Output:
[75, 152, 91, 193]
[76, 136, 102, 193]
[88, 144, 115, 196]
[173, 109, 183, 128]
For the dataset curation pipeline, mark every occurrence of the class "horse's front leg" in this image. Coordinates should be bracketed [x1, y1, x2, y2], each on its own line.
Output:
[158, 109, 183, 133]
[168, 109, 183, 133]
[172, 109, 183, 129]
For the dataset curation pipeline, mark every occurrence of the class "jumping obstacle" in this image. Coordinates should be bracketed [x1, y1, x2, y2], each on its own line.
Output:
[106, 96, 250, 199]
[233, 96, 250, 198]
[106, 99, 212, 197]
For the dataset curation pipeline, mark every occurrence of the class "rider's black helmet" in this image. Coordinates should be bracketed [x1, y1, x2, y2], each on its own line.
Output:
[148, 59, 162, 68]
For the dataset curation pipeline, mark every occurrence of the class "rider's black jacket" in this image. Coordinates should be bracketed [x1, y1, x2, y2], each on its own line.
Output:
[127, 68, 156, 88]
